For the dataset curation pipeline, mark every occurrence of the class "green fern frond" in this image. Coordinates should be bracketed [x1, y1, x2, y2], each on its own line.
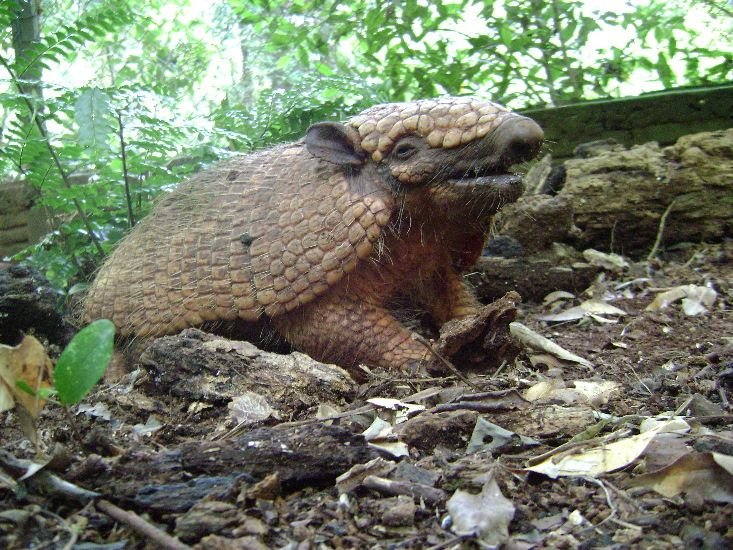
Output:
[15, 5, 134, 79]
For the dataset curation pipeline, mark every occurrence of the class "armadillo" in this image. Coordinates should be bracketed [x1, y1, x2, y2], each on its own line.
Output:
[84, 97, 543, 371]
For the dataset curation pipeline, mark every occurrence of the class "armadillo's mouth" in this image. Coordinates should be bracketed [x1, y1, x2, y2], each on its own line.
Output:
[447, 172, 525, 202]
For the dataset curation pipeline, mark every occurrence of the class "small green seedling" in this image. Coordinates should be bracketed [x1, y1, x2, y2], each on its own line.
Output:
[53, 319, 116, 405]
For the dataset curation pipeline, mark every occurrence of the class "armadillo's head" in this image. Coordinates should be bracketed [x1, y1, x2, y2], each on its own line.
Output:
[305, 96, 543, 216]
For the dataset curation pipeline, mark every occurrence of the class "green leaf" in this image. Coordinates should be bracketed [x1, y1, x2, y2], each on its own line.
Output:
[53, 319, 115, 405]
[499, 25, 513, 46]
[75, 88, 114, 152]
[656, 52, 674, 86]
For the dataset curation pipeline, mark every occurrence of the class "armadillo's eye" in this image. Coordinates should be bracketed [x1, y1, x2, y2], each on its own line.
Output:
[392, 142, 418, 160]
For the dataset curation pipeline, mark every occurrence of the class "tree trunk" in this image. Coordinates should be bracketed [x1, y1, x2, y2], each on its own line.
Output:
[11, 0, 42, 101]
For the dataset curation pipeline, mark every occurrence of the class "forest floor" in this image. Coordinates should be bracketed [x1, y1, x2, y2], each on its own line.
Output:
[1, 242, 732, 549]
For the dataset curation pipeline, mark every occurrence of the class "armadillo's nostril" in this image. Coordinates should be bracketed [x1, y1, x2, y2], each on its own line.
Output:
[497, 116, 544, 165]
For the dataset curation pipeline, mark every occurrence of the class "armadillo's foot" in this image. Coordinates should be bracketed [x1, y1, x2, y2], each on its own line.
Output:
[271, 292, 432, 372]
[417, 268, 483, 325]
[431, 291, 522, 373]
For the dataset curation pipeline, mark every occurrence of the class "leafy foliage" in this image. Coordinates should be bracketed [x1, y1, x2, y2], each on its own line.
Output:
[13, 6, 131, 80]
[227, 0, 731, 107]
[0, 0, 730, 292]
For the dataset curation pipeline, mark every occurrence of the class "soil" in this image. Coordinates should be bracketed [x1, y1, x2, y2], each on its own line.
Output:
[1, 243, 732, 549]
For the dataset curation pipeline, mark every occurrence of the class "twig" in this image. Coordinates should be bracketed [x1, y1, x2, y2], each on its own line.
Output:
[362, 475, 446, 504]
[492, 360, 508, 378]
[582, 476, 618, 529]
[628, 363, 653, 396]
[647, 197, 679, 266]
[62, 406, 84, 446]
[579, 477, 641, 534]
[432, 401, 519, 414]
[96, 499, 191, 550]
[603, 479, 644, 512]
[427, 534, 473, 550]
[247, 404, 377, 435]
[412, 334, 481, 391]
[459, 389, 524, 402]
[0, 449, 100, 502]
[116, 109, 136, 228]
[673, 395, 694, 416]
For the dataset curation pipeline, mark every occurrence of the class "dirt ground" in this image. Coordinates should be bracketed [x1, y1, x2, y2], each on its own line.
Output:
[1, 243, 732, 549]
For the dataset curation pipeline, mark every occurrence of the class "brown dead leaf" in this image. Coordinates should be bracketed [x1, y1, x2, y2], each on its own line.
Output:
[629, 452, 733, 504]
[0, 336, 53, 418]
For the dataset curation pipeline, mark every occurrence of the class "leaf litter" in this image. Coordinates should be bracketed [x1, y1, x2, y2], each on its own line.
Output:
[0, 243, 732, 548]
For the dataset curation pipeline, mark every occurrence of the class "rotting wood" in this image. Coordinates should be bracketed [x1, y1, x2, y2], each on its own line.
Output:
[81, 424, 378, 515]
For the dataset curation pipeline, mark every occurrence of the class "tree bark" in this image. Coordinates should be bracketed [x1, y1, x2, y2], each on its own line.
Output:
[11, 0, 42, 101]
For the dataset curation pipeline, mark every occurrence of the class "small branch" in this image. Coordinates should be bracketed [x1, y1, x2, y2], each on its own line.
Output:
[412, 334, 481, 391]
[432, 401, 519, 414]
[0, 449, 100, 503]
[362, 475, 446, 504]
[116, 110, 136, 227]
[62, 405, 84, 446]
[96, 499, 191, 550]
[647, 197, 679, 266]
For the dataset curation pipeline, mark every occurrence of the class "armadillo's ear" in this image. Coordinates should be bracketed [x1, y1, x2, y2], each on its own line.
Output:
[305, 122, 366, 167]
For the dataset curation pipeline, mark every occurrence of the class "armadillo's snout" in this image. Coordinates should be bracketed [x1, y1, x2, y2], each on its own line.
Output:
[495, 116, 544, 166]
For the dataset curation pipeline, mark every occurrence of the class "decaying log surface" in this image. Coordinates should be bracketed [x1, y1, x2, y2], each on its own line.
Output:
[0, 264, 74, 345]
[475, 129, 732, 301]
[77, 424, 377, 515]
[468, 254, 598, 302]
[496, 129, 733, 257]
[557, 129, 732, 254]
[139, 328, 357, 415]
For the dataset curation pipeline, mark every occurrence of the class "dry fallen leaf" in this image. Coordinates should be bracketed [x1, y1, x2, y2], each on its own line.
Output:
[524, 380, 620, 407]
[543, 290, 576, 306]
[510, 322, 592, 368]
[77, 402, 112, 421]
[363, 417, 409, 458]
[524, 380, 563, 402]
[132, 415, 163, 436]
[0, 336, 53, 418]
[466, 417, 538, 454]
[629, 452, 733, 504]
[713, 452, 733, 476]
[335, 457, 396, 494]
[538, 300, 627, 324]
[571, 381, 622, 407]
[447, 473, 515, 545]
[582, 249, 630, 273]
[526, 420, 682, 479]
[645, 285, 717, 315]
[528, 353, 566, 369]
[367, 397, 425, 424]
[228, 391, 279, 425]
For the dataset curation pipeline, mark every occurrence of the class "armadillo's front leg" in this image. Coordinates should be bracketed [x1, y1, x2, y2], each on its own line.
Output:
[420, 267, 483, 326]
[271, 290, 430, 370]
